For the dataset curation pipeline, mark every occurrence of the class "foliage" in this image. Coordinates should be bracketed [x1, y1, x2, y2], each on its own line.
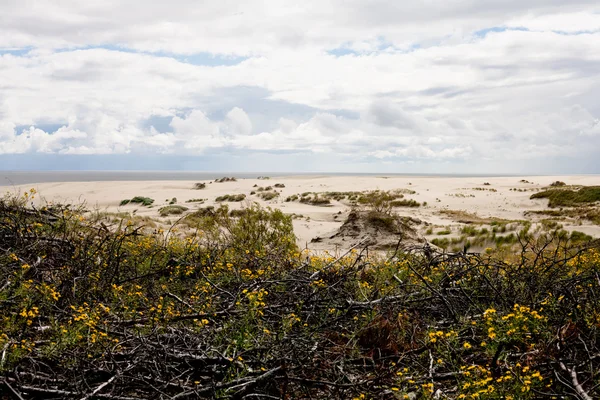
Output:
[184, 203, 297, 258]
[214, 177, 237, 183]
[257, 191, 279, 201]
[1, 193, 600, 399]
[158, 205, 189, 217]
[120, 196, 155, 207]
[185, 198, 205, 203]
[215, 193, 246, 202]
[531, 186, 600, 207]
[357, 190, 403, 214]
[389, 199, 421, 207]
[299, 194, 331, 206]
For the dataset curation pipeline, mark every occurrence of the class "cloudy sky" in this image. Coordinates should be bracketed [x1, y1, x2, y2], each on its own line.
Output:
[1, 1, 599, 173]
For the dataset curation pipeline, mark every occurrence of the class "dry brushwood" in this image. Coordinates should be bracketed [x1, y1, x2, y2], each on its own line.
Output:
[1, 193, 600, 399]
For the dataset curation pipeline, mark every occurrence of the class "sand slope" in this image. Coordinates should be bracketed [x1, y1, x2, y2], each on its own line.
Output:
[9, 175, 600, 250]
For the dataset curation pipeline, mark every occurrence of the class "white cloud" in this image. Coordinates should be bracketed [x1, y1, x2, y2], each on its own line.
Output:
[224, 107, 253, 136]
[0, 1, 599, 170]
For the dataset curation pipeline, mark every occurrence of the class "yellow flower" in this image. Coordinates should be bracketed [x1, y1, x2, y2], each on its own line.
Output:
[463, 342, 472, 349]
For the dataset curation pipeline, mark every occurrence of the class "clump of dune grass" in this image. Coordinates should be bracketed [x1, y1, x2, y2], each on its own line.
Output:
[299, 195, 331, 206]
[550, 180, 566, 187]
[215, 194, 246, 202]
[439, 209, 513, 225]
[120, 196, 155, 207]
[258, 191, 279, 201]
[158, 205, 189, 217]
[389, 199, 421, 207]
[214, 177, 237, 183]
[531, 186, 600, 208]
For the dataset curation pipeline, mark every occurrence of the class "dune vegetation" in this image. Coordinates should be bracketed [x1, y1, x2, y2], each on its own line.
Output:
[531, 186, 600, 208]
[1, 190, 600, 399]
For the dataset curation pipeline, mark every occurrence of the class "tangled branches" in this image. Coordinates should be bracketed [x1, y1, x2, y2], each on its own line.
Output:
[1, 193, 599, 399]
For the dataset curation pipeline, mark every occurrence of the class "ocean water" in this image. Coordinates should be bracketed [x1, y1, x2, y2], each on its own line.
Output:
[0, 170, 521, 187]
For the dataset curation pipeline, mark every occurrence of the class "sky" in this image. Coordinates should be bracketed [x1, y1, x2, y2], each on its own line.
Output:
[0, 1, 599, 173]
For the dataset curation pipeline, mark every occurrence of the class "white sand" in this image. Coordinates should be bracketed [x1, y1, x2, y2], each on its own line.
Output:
[9, 175, 600, 249]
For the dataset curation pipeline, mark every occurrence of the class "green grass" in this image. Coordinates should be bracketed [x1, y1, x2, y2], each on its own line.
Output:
[120, 196, 155, 207]
[389, 199, 420, 207]
[530, 186, 600, 207]
[215, 194, 246, 202]
[258, 191, 279, 201]
[550, 180, 566, 187]
[158, 205, 189, 217]
[528, 208, 600, 225]
[214, 177, 237, 183]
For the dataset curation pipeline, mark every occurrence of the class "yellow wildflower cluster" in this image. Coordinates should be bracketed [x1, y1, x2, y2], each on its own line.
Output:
[241, 267, 266, 280]
[311, 279, 327, 288]
[243, 288, 269, 315]
[457, 363, 545, 399]
[427, 329, 457, 344]
[480, 303, 546, 344]
[19, 306, 39, 325]
[39, 282, 61, 302]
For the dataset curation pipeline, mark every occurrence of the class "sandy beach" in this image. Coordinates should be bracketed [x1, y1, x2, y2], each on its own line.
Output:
[8, 175, 600, 250]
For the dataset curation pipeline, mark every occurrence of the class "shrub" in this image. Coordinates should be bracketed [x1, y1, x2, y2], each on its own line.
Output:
[158, 205, 189, 217]
[1, 193, 599, 399]
[215, 194, 246, 202]
[194, 182, 206, 190]
[121, 196, 154, 207]
[357, 190, 404, 214]
[389, 199, 420, 208]
[299, 195, 331, 206]
[569, 230, 593, 242]
[185, 203, 297, 256]
[550, 180, 566, 187]
[183, 206, 215, 223]
[258, 191, 279, 201]
[215, 177, 237, 183]
[531, 186, 600, 207]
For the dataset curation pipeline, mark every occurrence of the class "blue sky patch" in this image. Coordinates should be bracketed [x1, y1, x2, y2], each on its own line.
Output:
[0, 47, 32, 56]
[473, 26, 529, 38]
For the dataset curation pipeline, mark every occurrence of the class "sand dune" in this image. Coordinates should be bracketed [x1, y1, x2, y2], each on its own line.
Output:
[9, 175, 600, 250]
